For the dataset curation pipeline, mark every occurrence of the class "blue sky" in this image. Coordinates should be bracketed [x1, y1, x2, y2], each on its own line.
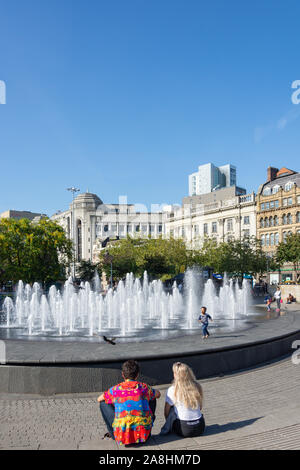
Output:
[0, 0, 300, 216]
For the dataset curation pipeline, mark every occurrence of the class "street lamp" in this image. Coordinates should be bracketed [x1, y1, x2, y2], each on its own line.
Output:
[67, 187, 80, 279]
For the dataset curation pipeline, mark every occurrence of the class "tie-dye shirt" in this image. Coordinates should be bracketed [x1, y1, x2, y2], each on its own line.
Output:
[104, 380, 156, 445]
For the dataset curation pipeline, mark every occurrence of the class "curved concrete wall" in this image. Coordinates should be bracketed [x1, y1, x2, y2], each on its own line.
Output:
[1, 328, 299, 395]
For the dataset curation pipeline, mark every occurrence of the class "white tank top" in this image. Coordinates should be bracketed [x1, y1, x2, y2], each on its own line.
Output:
[165, 385, 202, 421]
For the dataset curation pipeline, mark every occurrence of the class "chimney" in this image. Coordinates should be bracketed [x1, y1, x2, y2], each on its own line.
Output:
[267, 166, 278, 182]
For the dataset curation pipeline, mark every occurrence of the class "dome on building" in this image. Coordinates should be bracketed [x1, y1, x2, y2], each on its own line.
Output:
[73, 192, 103, 208]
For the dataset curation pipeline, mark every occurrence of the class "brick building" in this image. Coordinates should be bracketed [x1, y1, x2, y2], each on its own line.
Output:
[256, 166, 300, 284]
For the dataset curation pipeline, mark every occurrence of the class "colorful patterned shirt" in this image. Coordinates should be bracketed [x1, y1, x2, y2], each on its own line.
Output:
[104, 380, 156, 445]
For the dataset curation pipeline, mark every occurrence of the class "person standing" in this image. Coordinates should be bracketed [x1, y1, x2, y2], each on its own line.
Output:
[199, 306, 213, 339]
[274, 286, 282, 311]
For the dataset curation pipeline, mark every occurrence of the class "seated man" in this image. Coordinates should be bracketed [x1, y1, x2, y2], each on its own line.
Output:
[97, 359, 160, 445]
[286, 293, 296, 304]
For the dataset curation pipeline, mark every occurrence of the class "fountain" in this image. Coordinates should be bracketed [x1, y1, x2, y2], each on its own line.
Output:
[1, 268, 296, 396]
[0, 268, 254, 341]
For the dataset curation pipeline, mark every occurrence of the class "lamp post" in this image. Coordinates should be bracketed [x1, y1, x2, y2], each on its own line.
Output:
[67, 187, 80, 280]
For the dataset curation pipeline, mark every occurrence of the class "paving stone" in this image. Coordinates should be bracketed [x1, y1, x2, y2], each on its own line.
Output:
[0, 356, 299, 450]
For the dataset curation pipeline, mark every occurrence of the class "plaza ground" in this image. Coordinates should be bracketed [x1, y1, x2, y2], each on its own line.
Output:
[0, 353, 299, 450]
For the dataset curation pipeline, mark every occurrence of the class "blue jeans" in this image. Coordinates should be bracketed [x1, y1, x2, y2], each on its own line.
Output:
[100, 399, 157, 439]
[202, 324, 209, 336]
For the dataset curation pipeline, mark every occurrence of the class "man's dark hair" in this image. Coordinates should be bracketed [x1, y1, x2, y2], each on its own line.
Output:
[201, 306, 207, 312]
[122, 360, 140, 380]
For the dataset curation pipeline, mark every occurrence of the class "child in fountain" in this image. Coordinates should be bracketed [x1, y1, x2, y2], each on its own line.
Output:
[198, 306, 213, 339]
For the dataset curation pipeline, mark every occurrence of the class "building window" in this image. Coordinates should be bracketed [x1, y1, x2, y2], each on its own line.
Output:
[288, 197, 293, 206]
[283, 198, 287, 207]
[104, 225, 109, 232]
[244, 216, 250, 224]
[275, 232, 279, 245]
[243, 229, 250, 238]
[270, 233, 274, 246]
[77, 220, 82, 261]
[272, 185, 280, 194]
[212, 222, 217, 233]
[282, 214, 287, 225]
[287, 213, 292, 224]
[266, 233, 270, 246]
[285, 182, 293, 192]
[119, 224, 125, 233]
[141, 224, 147, 233]
[203, 223, 208, 235]
[297, 195, 300, 204]
[265, 217, 269, 227]
[227, 219, 233, 231]
[274, 215, 278, 226]
[275, 200, 279, 208]
[261, 234, 265, 246]
[265, 202, 270, 209]
[261, 203, 265, 210]
[158, 224, 162, 233]
[297, 212, 300, 223]
[260, 218, 264, 228]
[127, 224, 132, 232]
[269, 216, 274, 227]
[135, 224, 140, 232]
[263, 187, 271, 195]
[270, 201, 274, 209]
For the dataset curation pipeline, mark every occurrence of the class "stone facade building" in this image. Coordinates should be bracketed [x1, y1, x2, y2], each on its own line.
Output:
[51, 186, 257, 267]
[165, 186, 256, 249]
[256, 167, 300, 284]
[0, 210, 46, 221]
[51, 193, 164, 264]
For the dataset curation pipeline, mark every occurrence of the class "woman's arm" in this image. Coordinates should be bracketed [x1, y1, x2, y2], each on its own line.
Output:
[164, 402, 172, 419]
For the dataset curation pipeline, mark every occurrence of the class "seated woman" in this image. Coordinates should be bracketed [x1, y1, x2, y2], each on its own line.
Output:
[160, 362, 205, 438]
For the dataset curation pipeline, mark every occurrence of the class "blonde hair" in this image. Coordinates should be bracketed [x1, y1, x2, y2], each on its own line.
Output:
[172, 362, 203, 410]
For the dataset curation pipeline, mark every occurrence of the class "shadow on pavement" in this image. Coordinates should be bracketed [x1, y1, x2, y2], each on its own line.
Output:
[204, 417, 263, 435]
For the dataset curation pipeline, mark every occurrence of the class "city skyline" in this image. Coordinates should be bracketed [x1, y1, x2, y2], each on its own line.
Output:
[1, 1, 300, 216]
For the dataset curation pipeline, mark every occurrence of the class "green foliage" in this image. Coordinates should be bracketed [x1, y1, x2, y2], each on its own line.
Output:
[191, 236, 271, 277]
[98, 235, 275, 281]
[77, 259, 101, 282]
[276, 233, 300, 277]
[0, 218, 72, 285]
[99, 237, 188, 280]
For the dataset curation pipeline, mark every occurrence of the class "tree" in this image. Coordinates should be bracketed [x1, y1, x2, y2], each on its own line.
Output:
[0, 218, 72, 285]
[192, 236, 271, 278]
[99, 237, 140, 280]
[98, 237, 188, 280]
[77, 259, 100, 282]
[276, 233, 300, 282]
[136, 237, 188, 279]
